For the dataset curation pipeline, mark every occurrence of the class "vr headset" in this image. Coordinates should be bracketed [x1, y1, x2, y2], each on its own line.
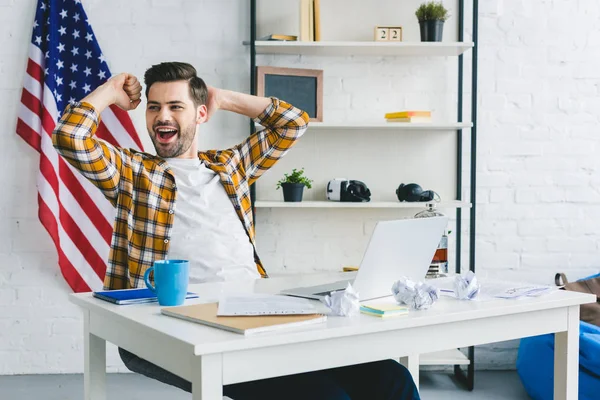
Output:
[327, 179, 371, 202]
[396, 183, 440, 202]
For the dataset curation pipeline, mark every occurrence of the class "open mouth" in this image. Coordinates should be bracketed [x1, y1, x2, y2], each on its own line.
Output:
[155, 126, 178, 144]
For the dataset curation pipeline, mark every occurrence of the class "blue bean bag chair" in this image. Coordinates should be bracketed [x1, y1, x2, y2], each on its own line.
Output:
[517, 273, 600, 400]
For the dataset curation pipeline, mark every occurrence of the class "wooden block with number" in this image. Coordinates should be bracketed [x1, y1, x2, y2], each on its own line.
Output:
[389, 26, 403, 41]
[374, 26, 389, 41]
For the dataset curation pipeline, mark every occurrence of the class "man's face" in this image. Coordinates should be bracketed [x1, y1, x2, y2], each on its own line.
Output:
[146, 81, 202, 158]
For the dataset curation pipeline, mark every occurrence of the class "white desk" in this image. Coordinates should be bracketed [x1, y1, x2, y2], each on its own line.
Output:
[70, 272, 595, 400]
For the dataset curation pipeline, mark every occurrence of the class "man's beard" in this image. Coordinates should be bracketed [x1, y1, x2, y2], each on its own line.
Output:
[150, 123, 196, 158]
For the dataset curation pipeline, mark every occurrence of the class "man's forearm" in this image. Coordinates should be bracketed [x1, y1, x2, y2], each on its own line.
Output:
[80, 83, 114, 114]
[217, 89, 271, 119]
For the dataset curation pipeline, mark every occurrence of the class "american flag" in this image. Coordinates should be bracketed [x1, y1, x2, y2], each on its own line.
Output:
[16, 0, 144, 292]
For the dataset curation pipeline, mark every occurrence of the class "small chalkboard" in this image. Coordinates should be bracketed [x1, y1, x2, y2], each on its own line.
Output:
[256, 66, 323, 122]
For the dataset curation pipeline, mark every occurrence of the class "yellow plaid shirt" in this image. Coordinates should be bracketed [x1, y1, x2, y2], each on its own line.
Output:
[52, 98, 309, 289]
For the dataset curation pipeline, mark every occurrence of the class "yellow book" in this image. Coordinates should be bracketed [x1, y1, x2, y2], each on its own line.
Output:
[314, 0, 321, 41]
[299, 0, 311, 41]
[384, 111, 432, 119]
[260, 34, 298, 41]
[308, 0, 314, 41]
[386, 117, 432, 123]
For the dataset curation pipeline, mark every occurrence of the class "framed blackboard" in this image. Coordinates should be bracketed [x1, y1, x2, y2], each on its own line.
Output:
[256, 66, 323, 122]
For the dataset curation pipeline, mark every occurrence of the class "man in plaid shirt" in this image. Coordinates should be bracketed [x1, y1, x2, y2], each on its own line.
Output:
[53, 62, 419, 400]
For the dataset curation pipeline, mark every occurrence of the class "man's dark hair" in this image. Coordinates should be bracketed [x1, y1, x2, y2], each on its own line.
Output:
[144, 62, 208, 107]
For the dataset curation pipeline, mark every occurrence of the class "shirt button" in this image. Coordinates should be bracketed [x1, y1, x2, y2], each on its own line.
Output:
[164, 239, 169, 244]
[168, 210, 174, 214]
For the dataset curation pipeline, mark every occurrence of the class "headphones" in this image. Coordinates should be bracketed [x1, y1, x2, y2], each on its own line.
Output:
[396, 183, 440, 202]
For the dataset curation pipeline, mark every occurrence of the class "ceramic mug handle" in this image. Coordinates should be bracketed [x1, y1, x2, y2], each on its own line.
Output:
[144, 266, 156, 293]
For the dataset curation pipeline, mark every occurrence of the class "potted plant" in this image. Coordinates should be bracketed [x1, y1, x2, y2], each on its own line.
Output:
[276, 168, 313, 202]
[415, 1, 450, 42]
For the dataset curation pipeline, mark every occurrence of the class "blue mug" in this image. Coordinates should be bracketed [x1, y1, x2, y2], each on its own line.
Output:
[144, 259, 190, 306]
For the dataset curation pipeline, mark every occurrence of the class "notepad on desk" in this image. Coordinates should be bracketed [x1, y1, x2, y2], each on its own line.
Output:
[360, 298, 409, 318]
[161, 303, 327, 336]
[93, 288, 198, 305]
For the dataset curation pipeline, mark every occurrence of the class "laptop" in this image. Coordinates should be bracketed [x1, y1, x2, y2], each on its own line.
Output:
[280, 216, 448, 301]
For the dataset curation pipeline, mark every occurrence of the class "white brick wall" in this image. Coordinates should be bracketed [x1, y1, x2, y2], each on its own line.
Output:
[1, 0, 599, 375]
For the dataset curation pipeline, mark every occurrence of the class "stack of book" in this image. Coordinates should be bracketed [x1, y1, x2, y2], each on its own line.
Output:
[259, 0, 321, 43]
[385, 111, 432, 123]
[360, 302, 409, 318]
[259, 34, 298, 42]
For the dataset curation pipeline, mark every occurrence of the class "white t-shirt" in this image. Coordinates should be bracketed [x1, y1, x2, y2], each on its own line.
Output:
[164, 158, 259, 284]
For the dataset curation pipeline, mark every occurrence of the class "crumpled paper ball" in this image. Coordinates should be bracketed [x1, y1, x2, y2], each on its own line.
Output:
[391, 277, 439, 310]
[322, 283, 360, 317]
[454, 271, 480, 300]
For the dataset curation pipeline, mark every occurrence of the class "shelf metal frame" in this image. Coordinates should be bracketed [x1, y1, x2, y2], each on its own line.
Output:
[248, 0, 479, 390]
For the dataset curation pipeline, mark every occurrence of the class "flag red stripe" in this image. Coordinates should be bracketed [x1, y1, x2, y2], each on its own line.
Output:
[16, 118, 41, 151]
[39, 147, 60, 192]
[38, 194, 92, 293]
[27, 58, 43, 84]
[109, 105, 144, 150]
[21, 87, 43, 117]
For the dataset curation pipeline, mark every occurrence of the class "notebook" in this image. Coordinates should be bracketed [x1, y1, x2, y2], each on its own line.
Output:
[93, 288, 198, 305]
[161, 302, 327, 336]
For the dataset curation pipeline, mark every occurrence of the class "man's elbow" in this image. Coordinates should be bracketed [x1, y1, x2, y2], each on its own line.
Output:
[299, 110, 310, 126]
[51, 126, 66, 152]
[282, 109, 310, 140]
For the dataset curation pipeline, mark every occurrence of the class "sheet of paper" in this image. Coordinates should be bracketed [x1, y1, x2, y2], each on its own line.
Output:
[427, 277, 556, 301]
[481, 281, 554, 299]
[217, 293, 319, 316]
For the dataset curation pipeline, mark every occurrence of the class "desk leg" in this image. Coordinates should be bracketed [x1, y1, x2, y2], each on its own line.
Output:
[554, 305, 580, 400]
[400, 354, 420, 390]
[192, 354, 223, 400]
[84, 310, 106, 400]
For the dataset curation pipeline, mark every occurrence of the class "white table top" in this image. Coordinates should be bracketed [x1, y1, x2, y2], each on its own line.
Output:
[70, 272, 596, 356]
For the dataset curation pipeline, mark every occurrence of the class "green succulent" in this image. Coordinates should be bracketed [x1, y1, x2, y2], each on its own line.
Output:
[415, 1, 450, 22]
[276, 168, 313, 189]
